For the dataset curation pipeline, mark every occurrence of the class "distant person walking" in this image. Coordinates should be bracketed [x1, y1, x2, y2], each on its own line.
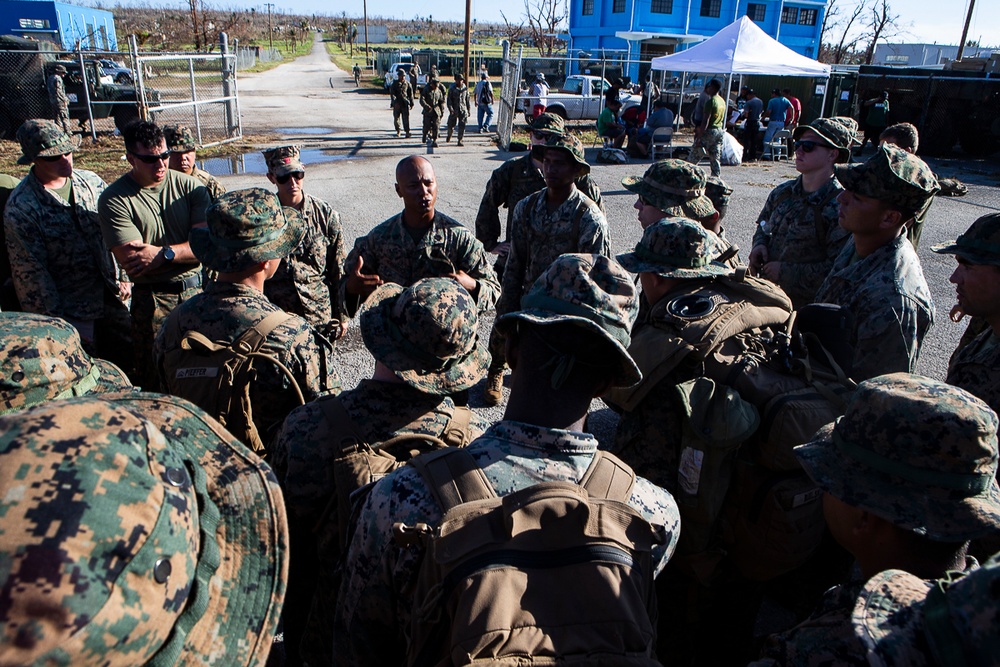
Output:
[529, 73, 549, 119]
[47, 64, 71, 134]
[389, 68, 414, 138]
[446, 73, 471, 146]
[474, 71, 495, 133]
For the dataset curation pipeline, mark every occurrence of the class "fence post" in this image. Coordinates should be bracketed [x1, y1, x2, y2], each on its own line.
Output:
[220, 33, 237, 138]
[77, 51, 98, 142]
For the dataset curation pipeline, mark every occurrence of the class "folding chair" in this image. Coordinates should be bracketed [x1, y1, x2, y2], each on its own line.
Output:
[764, 129, 792, 161]
[650, 126, 674, 161]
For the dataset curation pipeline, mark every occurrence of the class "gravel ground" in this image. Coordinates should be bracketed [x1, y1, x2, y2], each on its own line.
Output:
[219, 34, 1000, 442]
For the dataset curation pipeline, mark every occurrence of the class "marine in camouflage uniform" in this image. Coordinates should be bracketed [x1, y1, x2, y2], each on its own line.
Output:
[0, 173, 21, 310]
[749, 118, 857, 308]
[389, 68, 414, 137]
[163, 124, 226, 201]
[0, 392, 288, 666]
[420, 74, 447, 146]
[814, 144, 938, 381]
[342, 155, 499, 317]
[333, 254, 682, 667]
[753, 373, 1000, 667]
[446, 73, 471, 145]
[272, 276, 490, 667]
[4, 120, 133, 374]
[263, 145, 348, 338]
[932, 212, 1000, 415]
[0, 311, 131, 414]
[154, 188, 339, 450]
[46, 64, 71, 134]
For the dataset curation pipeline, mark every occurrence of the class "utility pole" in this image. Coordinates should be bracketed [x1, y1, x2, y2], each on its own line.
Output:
[956, 0, 976, 61]
[265, 3, 274, 51]
[463, 0, 472, 82]
[363, 0, 370, 71]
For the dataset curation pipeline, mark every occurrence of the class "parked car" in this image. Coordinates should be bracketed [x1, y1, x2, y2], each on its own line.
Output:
[98, 59, 133, 85]
[383, 62, 428, 91]
[520, 75, 640, 121]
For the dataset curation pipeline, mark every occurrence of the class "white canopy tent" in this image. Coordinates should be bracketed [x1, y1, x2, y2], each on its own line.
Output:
[649, 16, 831, 125]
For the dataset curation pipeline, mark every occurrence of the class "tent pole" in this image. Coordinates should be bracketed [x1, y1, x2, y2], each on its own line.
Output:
[676, 72, 686, 130]
[819, 75, 830, 119]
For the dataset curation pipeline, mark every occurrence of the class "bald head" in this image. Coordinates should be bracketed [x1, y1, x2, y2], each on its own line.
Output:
[395, 155, 437, 226]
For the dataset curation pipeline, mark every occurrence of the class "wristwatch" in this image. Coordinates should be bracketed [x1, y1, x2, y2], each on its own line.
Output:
[162, 245, 175, 262]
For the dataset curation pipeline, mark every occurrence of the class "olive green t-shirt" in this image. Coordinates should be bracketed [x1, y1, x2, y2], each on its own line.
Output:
[98, 169, 209, 283]
[704, 94, 726, 130]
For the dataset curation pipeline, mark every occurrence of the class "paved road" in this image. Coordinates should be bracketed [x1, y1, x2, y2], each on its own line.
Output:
[220, 33, 1000, 434]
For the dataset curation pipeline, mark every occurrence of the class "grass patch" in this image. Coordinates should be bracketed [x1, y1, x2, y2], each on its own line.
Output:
[240, 32, 316, 74]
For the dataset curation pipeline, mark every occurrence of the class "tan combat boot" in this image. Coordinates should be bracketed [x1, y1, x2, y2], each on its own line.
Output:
[483, 369, 504, 406]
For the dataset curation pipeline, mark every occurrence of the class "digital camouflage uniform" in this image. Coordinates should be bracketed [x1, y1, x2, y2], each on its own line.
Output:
[164, 124, 226, 202]
[260, 146, 348, 335]
[154, 188, 340, 448]
[0, 173, 21, 310]
[420, 77, 447, 144]
[5, 121, 132, 371]
[0, 392, 288, 666]
[815, 145, 939, 381]
[0, 311, 131, 415]
[46, 66, 71, 134]
[389, 73, 414, 137]
[446, 77, 471, 144]
[475, 113, 604, 256]
[334, 255, 681, 667]
[342, 211, 499, 316]
[755, 373, 1000, 666]
[272, 277, 489, 666]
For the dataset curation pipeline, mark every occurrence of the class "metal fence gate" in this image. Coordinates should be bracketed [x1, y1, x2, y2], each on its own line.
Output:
[496, 43, 523, 150]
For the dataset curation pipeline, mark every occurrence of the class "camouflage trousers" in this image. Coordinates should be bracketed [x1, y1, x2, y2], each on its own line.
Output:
[54, 107, 72, 135]
[487, 247, 510, 373]
[688, 127, 724, 177]
[422, 113, 442, 143]
[393, 105, 411, 135]
[130, 279, 201, 391]
[447, 113, 468, 142]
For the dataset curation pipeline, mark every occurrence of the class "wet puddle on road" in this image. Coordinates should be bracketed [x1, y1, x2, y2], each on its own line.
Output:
[198, 148, 354, 176]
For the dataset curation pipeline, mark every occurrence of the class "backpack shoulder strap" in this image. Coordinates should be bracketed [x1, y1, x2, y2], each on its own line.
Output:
[440, 405, 474, 447]
[579, 450, 636, 502]
[410, 447, 496, 513]
[317, 394, 370, 453]
[233, 311, 293, 353]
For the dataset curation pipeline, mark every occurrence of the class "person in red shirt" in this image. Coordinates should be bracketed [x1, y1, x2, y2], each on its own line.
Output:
[782, 88, 802, 129]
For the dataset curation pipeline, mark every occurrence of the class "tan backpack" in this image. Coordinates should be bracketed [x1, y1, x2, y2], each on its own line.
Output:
[161, 311, 304, 454]
[396, 448, 665, 667]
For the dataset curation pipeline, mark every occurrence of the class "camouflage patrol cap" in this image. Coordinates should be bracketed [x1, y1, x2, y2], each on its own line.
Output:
[530, 112, 566, 136]
[0, 312, 131, 414]
[16, 118, 80, 165]
[163, 124, 197, 153]
[931, 212, 1000, 267]
[530, 133, 591, 174]
[361, 277, 488, 395]
[831, 116, 862, 147]
[190, 187, 305, 273]
[704, 175, 733, 214]
[621, 159, 717, 220]
[262, 144, 305, 177]
[851, 552, 1000, 667]
[794, 373, 1000, 541]
[495, 253, 642, 387]
[793, 117, 856, 163]
[616, 217, 734, 280]
[835, 144, 940, 213]
[0, 393, 288, 666]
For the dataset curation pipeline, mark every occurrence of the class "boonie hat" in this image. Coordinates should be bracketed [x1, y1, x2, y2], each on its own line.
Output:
[793, 117, 856, 163]
[0, 312, 131, 414]
[794, 373, 1000, 541]
[704, 175, 733, 213]
[835, 144, 939, 214]
[851, 553, 1000, 667]
[262, 144, 305, 177]
[163, 124, 197, 153]
[530, 133, 590, 174]
[16, 118, 79, 165]
[360, 277, 488, 395]
[830, 116, 862, 147]
[530, 112, 566, 136]
[616, 217, 734, 280]
[496, 253, 641, 387]
[0, 393, 288, 666]
[190, 187, 305, 273]
[53, 64, 67, 74]
[621, 159, 717, 220]
[931, 212, 1000, 267]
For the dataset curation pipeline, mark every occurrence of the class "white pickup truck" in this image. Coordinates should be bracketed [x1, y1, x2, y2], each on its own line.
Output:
[384, 62, 428, 91]
[521, 75, 641, 121]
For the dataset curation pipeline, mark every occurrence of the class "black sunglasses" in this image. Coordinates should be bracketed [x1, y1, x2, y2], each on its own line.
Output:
[793, 140, 823, 153]
[276, 171, 305, 184]
[129, 150, 171, 164]
[39, 152, 71, 162]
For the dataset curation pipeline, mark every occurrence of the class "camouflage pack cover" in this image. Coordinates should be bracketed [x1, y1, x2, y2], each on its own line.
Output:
[835, 144, 940, 213]
[616, 217, 734, 279]
[931, 212, 1000, 267]
[794, 373, 1000, 541]
[164, 124, 198, 153]
[190, 187, 305, 273]
[0, 393, 288, 666]
[621, 159, 716, 220]
[261, 144, 305, 177]
[495, 253, 641, 387]
[16, 119, 80, 165]
[360, 277, 489, 395]
[0, 312, 131, 414]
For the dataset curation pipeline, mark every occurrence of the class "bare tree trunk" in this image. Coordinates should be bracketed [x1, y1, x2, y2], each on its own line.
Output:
[189, 0, 202, 51]
[863, 0, 900, 65]
[834, 0, 866, 64]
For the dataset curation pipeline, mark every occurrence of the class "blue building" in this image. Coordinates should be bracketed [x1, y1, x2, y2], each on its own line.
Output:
[0, 1, 118, 51]
[568, 0, 824, 77]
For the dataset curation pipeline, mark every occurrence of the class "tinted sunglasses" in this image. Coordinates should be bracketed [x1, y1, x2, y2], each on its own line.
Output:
[276, 171, 305, 184]
[39, 152, 71, 162]
[793, 140, 824, 153]
[129, 150, 171, 164]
